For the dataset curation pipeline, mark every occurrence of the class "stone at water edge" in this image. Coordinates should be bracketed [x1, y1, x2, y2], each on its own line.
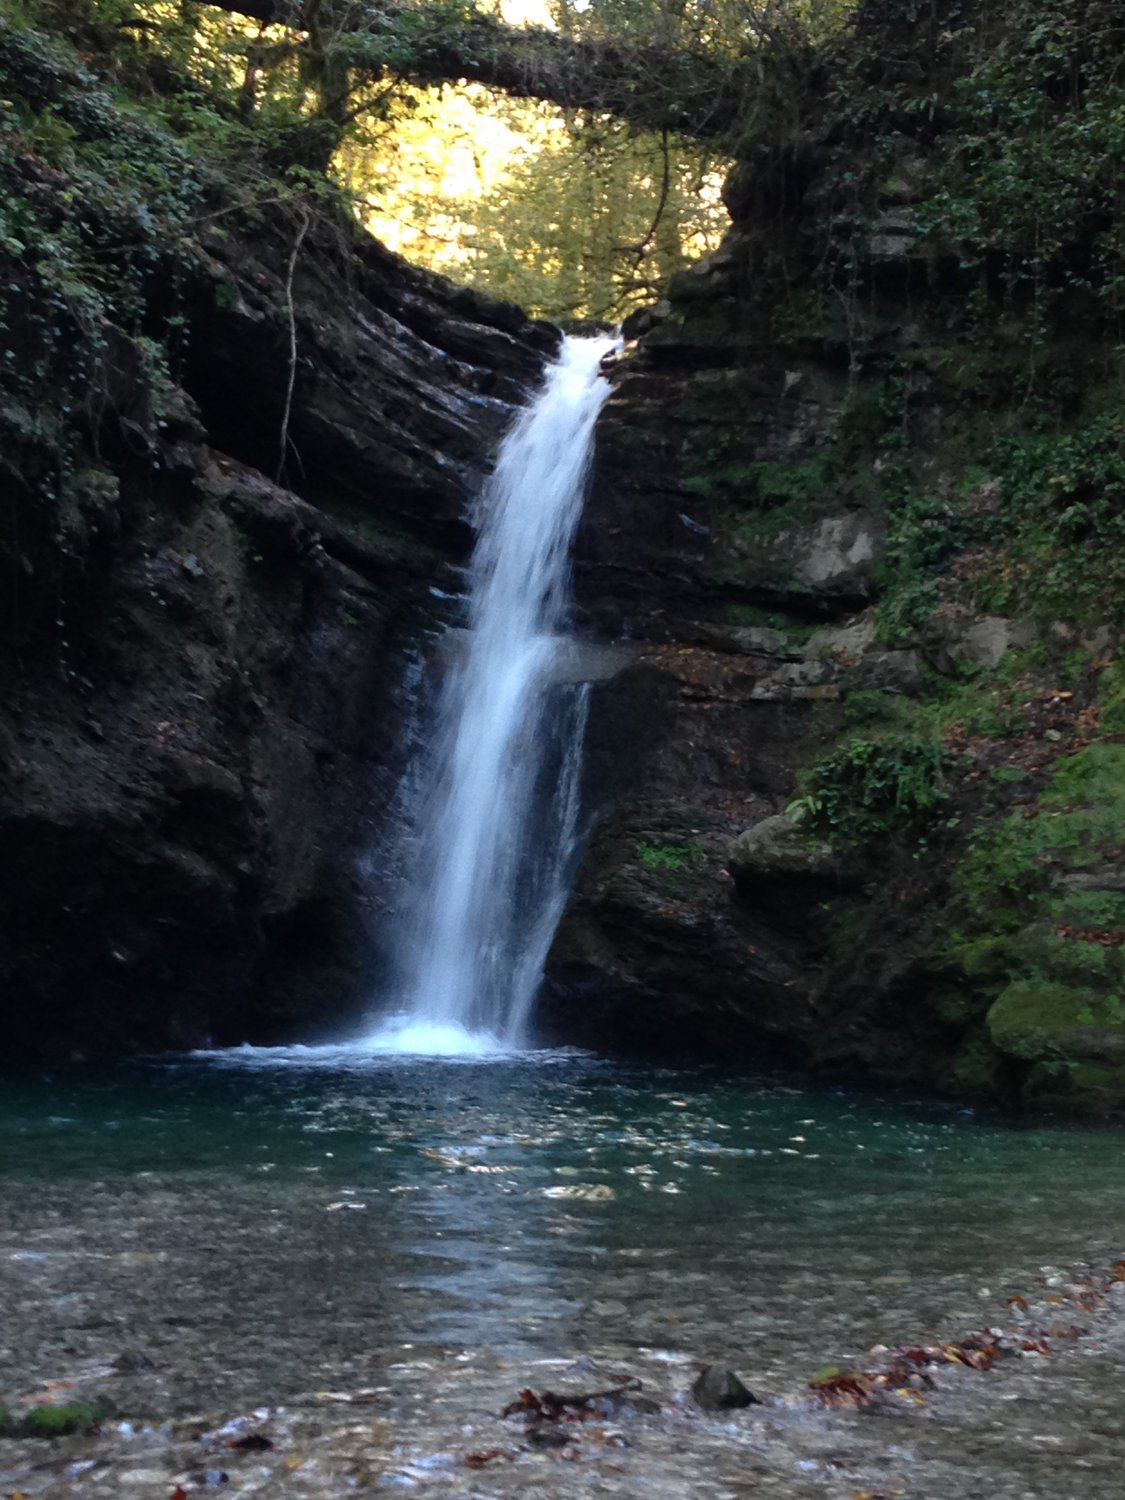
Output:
[690, 1365, 760, 1411]
[4, 1397, 118, 1437]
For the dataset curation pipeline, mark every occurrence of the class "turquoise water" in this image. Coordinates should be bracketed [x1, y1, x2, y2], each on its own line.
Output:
[1, 1053, 1124, 1496]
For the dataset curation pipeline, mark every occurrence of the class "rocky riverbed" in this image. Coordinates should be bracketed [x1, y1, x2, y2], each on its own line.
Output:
[1, 1055, 1124, 1497]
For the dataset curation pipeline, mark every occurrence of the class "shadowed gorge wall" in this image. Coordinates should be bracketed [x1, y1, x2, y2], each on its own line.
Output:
[541, 0, 1125, 1117]
[0, 17, 558, 1055]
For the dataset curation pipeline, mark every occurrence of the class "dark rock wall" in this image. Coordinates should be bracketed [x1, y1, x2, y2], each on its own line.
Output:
[539, 34, 1125, 1116]
[542, 279, 862, 1060]
[0, 202, 557, 1059]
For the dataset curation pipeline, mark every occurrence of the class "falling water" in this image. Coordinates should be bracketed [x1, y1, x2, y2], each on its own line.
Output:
[365, 335, 615, 1056]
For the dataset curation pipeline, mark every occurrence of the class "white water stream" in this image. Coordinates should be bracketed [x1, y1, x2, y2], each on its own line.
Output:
[363, 335, 615, 1056]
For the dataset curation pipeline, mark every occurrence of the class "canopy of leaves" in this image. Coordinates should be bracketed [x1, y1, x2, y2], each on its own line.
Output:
[26, 0, 858, 321]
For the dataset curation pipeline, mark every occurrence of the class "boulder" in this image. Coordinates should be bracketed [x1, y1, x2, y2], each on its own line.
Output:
[734, 510, 884, 604]
[690, 1365, 760, 1411]
[803, 611, 879, 663]
[730, 812, 842, 883]
[850, 649, 924, 695]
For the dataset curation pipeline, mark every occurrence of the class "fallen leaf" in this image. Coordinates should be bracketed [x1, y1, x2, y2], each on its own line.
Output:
[808, 1370, 874, 1408]
[464, 1449, 514, 1469]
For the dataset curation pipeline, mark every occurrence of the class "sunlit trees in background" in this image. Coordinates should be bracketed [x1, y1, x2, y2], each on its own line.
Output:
[336, 84, 730, 321]
[59, 0, 858, 322]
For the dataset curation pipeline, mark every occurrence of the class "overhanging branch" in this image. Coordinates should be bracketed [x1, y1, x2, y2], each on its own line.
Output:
[199, 0, 750, 137]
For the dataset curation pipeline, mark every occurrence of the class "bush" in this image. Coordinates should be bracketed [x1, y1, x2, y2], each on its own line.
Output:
[790, 736, 948, 846]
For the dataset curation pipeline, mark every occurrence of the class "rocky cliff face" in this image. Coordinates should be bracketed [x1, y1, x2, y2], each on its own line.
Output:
[0, 28, 557, 1057]
[542, 10, 1125, 1117]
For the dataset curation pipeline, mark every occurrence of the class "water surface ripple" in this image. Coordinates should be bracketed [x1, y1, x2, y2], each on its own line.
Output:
[1, 1055, 1123, 1497]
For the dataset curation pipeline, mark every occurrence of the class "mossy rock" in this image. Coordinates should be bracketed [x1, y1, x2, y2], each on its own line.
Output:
[1038, 744, 1125, 867]
[2, 1398, 117, 1438]
[932, 985, 991, 1026]
[1044, 888, 1125, 930]
[949, 934, 1015, 983]
[1097, 657, 1125, 734]
[1022, 1060, 1125, 1116]
[1022, 927, 1124, 987]
[949, 1032, 1005, 1093]
[987, 979, 1125, 1066]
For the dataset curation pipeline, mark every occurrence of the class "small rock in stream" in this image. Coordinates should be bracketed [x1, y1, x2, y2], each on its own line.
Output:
[690, 1365, 760, 1412]
[113, 1350, 157, 1373]
[526, 1424, 572, 1449]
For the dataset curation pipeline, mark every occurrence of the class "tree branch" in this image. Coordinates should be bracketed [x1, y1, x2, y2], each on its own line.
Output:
[198, 0, 749, 137]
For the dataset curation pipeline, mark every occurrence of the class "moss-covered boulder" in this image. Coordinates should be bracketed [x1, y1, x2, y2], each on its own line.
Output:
[987, 980, 1125, 1063]
[729, 812, 844, 885]
[940, 743, 1125, 1110]
[1, 1398, 117, 1438]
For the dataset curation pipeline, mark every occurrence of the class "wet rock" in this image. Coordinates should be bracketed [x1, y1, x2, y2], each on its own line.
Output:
[526, 1423, 571, 1449]
[750, 657, 837, 701]
[0, 167, 557, 1062]
[726, 624, 795, 656]
[880, 138, 933, 204]
[956, 615, 1036, 670]
[113, 1350, 157, 1373]
[920, 609, 1037, 673]
[690, 1365, 759, 1411]
[868, 209, 920, 266]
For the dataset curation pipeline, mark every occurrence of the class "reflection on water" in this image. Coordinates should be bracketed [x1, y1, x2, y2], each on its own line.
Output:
[0, 1054, 1124, 1496]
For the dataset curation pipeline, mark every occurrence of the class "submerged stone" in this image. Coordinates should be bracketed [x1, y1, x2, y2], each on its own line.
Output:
[690, 1365, 759, 1411]
[9, 1397, 117, 1438]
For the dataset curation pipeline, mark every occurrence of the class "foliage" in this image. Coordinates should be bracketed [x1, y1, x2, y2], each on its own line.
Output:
[974, 416, 1125, 620]
[0, 0, 347, 666]
[790, 735, 948, 847]
[339, 87, 729, 321]
[0, 15, 199, 514]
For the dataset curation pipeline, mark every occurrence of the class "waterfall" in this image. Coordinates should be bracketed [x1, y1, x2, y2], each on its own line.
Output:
[364, 335, 615, 1056]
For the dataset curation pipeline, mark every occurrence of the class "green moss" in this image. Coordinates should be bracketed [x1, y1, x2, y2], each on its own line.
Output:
[722, 602, 815, 637]
[1069, 1061, 1125, 1092]
[949, 934, 1015, 984]
[1023, 1059, 1125, 1115]
[635, 840, 704, 875]
[987, 979, 1125, 1063]
[1043, 889, 1125, 930]
[1018, 927, 1121, 986]
[1041, 743, 1125, 835]
[1097, 657, 1125, 733]
[932, 986, 989, 1026]
[949, 1033, 1004, 1093]
[8, 1398, 117, 1438]
[988, 980, 1088, 1060]
[990, 765, 1028, 788]
[686, 454, 836, 521]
